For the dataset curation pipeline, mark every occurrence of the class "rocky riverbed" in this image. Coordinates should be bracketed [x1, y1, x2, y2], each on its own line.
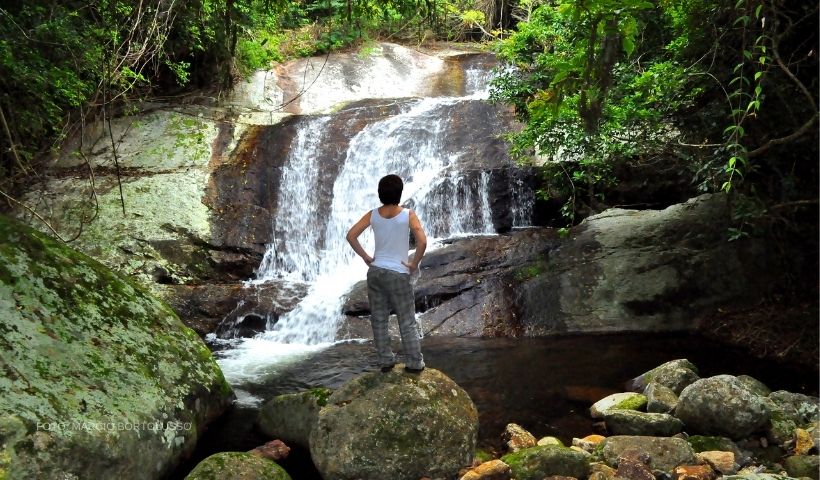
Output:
[183, 358, 819, 480]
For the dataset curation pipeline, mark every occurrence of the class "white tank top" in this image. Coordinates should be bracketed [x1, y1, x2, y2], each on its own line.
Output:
[370, 207, 410, 274]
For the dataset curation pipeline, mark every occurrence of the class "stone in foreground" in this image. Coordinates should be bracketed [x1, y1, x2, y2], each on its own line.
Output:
[602, 436, 696, 471]
[501, 445, 590, 480]
[503, 423, 537, 452]
[459, 459, 512, 480]
[185, 451, 291, 480]
[309, 366, 478, 480]
[676, 375, 771, 439]
[0, 215, 232, 479]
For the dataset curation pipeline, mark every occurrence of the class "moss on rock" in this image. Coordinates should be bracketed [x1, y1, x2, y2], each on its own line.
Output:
[184, 451, 291, 480]
[309, 367, 478, 480]
[686, 435, 741, 455]
[501, 445, 590, 480]
[0, 215, 232, 479]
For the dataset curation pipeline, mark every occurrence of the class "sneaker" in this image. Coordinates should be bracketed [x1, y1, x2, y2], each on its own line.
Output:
[404, 366, 424, 374]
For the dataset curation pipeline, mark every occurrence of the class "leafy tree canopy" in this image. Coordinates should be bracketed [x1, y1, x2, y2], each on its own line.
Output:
[491, 0, 817, 232]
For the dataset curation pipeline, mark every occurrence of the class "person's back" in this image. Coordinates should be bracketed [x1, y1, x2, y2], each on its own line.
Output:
[345, 175, 427, 373]
[371, 206, 410, 273]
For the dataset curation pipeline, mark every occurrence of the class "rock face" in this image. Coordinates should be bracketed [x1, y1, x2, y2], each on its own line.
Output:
[309, 367, 478, 480]
[344, 194, 771, 338]
[159, 281, 309, 336]
[0, 215, 232, 479]
[676, 375, 771, 439]
[342, 227, 557, 337]
[515, 194, 768, 334]
[17, 43, 535, 336]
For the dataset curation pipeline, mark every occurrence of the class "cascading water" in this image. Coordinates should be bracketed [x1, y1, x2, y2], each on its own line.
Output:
[215, 70, 531, 387]
[255, 115, 332, 283]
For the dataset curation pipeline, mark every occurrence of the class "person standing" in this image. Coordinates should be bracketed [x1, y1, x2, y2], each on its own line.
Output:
[346, 174, 427, 373]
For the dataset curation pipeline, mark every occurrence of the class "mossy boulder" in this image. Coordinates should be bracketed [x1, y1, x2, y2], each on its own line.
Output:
[590, 392, 647, 418]
[677, 375, 770, 439]
[309, 366, 478, 480]
[184, 451, 291, 480]
[604, 410, 684, 436]
[0, 215, 233, 479]
[783, 455, 820, 480]
[500, 445, 590, 480]
[764, 391, 820, 447]
[737, 375, 771, 397]
[686, 435, 743, 457]
[601, 436, 696, 471]
[257, 388, 331, 448]
[626, 359, 700, 394]
[645, 382, 679, 414]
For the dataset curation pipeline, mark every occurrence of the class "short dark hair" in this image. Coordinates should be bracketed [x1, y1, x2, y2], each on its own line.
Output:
[378, 174, 403, 205]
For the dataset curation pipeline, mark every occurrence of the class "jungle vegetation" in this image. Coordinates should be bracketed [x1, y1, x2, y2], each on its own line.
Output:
[0, 0, 816, 242]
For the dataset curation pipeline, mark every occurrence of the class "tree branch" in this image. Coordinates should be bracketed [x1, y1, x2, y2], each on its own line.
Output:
[748, 39, 819, 158]
[0, 189, 67, 242]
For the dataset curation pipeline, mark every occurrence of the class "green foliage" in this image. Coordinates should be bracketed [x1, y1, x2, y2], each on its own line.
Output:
[491, 0, 687, 222]
[492, 0, 817, 227]
[236, 31, 286, 74]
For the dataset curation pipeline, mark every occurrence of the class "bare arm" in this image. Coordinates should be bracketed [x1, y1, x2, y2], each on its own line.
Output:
[346, 211, 373, 266]
[402, 210, 427, 273]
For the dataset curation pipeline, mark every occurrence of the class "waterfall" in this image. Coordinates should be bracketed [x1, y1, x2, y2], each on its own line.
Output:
[250, 96, 499, 346]
[255, 115, 332, 283]
[215, 65, 531, 385]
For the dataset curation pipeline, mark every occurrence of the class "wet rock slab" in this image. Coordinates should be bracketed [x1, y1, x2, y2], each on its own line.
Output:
[159, 281, 309, 337]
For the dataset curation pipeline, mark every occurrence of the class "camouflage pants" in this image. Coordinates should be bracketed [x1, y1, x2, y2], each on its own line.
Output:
[366, 266, 424, 370]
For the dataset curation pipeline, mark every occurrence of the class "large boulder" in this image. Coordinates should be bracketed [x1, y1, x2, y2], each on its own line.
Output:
[309, 367, 478, 480]
[185, 451, 291, 480]
[676, 375, 771, 439]
[0, 215, 233, 479]
[516, 194, 770, 334]
[602, 436, 696, 471]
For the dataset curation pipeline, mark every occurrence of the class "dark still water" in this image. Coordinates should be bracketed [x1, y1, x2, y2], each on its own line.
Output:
[172, 333, 818, 479]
